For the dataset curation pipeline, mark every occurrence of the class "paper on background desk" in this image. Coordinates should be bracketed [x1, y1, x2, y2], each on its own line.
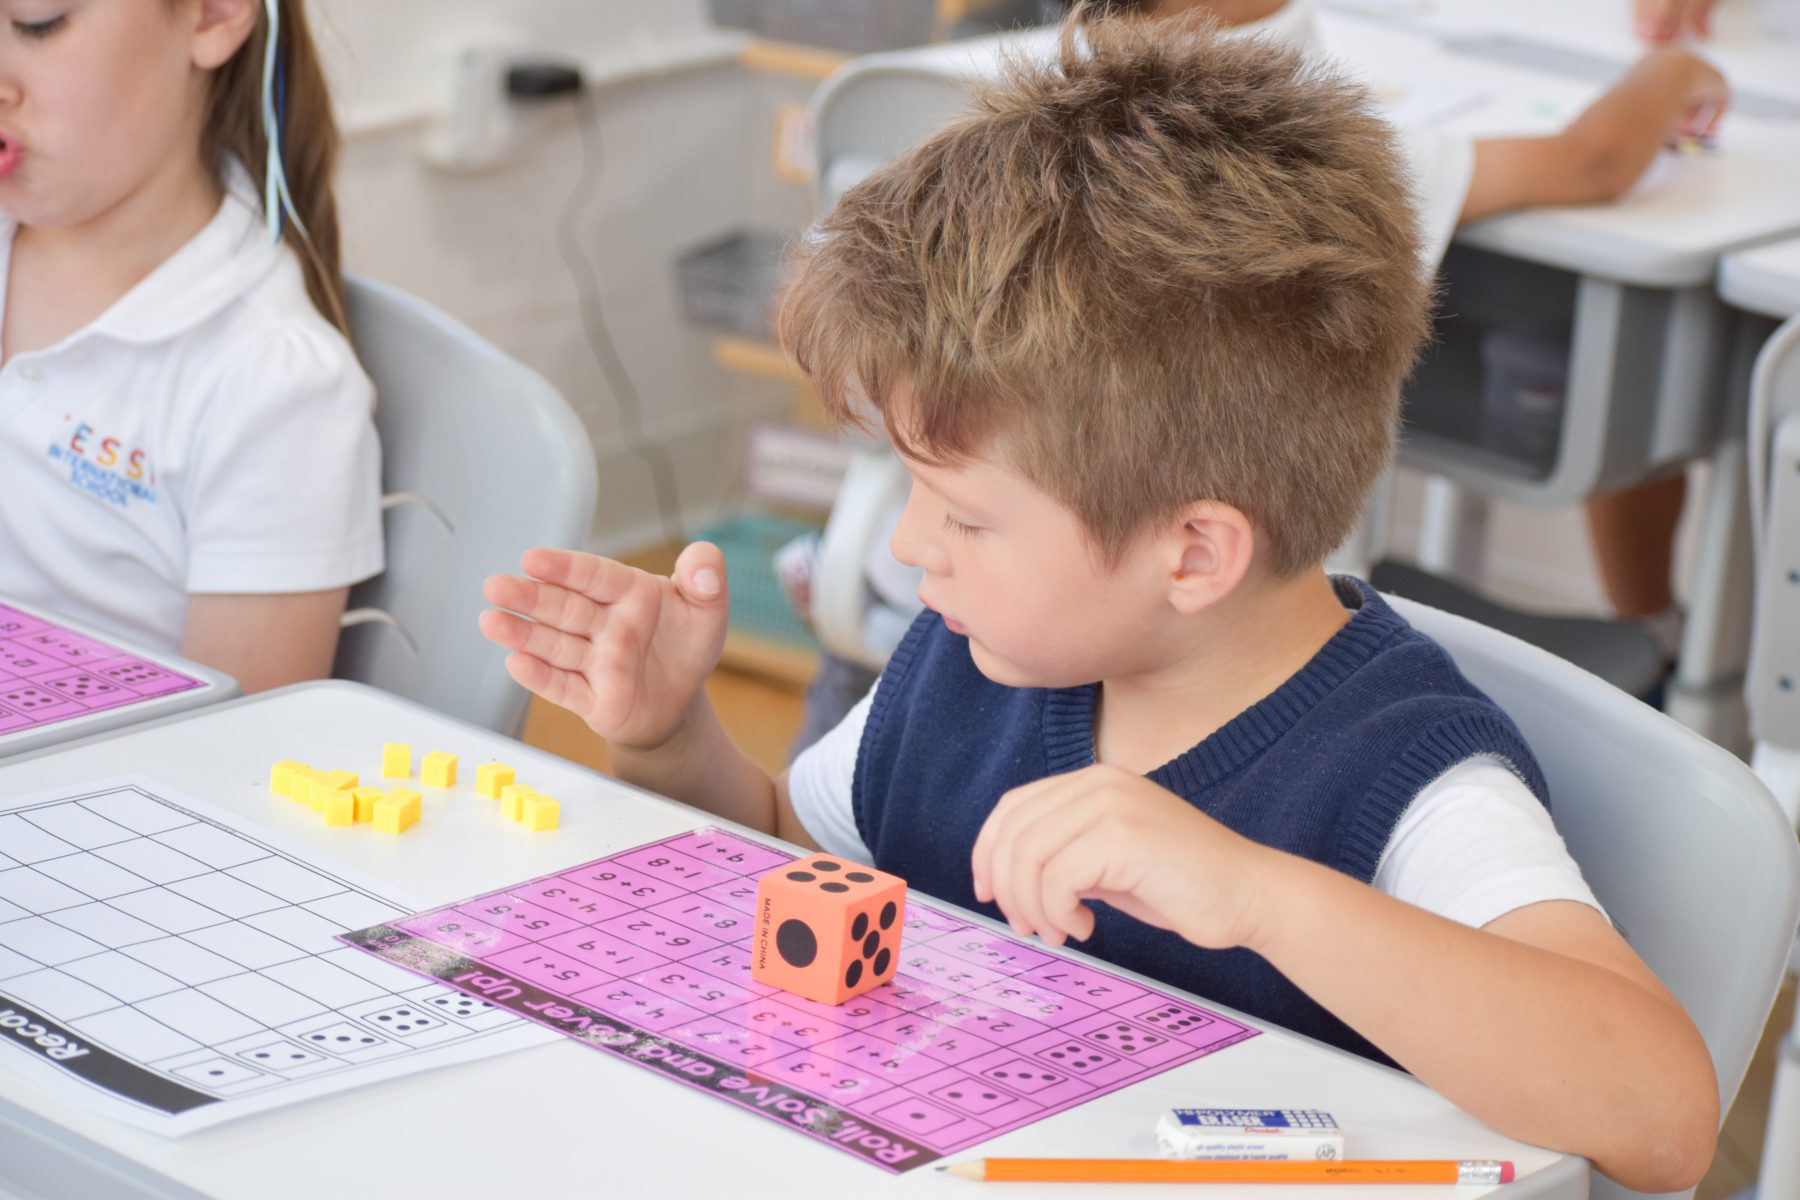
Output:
[0, 775, 555, 1135]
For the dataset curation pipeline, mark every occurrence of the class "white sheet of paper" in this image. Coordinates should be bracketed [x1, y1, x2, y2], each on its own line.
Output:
[0, 774, 556, 1135]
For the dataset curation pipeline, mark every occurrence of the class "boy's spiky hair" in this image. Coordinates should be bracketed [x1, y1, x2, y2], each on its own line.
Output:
[779, 7, 1430, 574]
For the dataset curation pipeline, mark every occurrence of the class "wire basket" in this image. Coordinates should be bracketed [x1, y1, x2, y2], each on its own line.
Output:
[696, 511, 822, 649]
[673, 229, 790, 341]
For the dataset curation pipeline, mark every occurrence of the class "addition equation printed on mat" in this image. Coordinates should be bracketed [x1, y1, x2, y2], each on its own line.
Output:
[342, 827, 1258, 1172]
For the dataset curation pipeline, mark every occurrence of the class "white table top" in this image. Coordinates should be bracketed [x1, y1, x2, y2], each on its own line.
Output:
[1315, 9, 1800, 286]
[1368, 0, 1800, 108]
[0, 682, 1585, 1200]
[1720, 236, 1800, 317]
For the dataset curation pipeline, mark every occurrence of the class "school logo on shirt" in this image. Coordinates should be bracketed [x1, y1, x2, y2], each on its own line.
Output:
[45, 414, 157, 508]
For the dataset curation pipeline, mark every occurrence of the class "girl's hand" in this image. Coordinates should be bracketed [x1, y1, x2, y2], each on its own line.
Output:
[969, 764, 1282, 952]
[480, 543, 731, 751]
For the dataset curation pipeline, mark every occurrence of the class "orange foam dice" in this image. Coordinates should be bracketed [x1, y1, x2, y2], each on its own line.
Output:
[750, 856, 906, 1005]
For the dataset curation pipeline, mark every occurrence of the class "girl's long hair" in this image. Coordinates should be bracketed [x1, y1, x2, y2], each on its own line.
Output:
[198, 0, 347, 333]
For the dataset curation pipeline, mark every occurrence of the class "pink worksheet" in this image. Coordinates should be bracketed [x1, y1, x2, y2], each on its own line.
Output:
[341, 827, 1258, 1172]
[0, 604, 203, 738]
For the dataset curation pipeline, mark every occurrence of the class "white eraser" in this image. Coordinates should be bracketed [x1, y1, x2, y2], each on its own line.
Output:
[1154, 1109, 1345, 1161]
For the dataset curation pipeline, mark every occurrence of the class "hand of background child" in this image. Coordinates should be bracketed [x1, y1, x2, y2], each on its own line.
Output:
[1634, 0, 1715, 43]
[480, 543, 731, 752]
[1640, 46, 1731, 142]
[969, 764, 1281, 952]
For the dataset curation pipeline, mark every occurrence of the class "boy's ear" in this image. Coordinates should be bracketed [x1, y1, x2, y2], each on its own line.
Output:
[189, 0, 260, 72]
[1165, 501, 1255, 615]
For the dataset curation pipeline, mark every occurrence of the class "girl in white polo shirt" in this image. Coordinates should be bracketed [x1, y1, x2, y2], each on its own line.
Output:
[0, 0, 382, 693]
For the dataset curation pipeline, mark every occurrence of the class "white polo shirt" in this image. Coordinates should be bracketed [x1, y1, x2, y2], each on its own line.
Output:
[0, 166, 384, 652]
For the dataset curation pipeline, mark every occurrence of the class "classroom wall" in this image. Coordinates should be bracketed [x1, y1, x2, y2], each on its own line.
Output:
[314, 0, 812, 554]
[311, 1, 1674, 616]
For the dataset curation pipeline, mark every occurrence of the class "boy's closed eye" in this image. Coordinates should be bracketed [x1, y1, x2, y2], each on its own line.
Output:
[11, 14, 67, 40]
[941, 514, 985, 537]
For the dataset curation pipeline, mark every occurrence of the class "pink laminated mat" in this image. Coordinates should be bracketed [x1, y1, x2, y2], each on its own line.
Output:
[340, 827, 1258, 1172]
[0, 604, 204, 738]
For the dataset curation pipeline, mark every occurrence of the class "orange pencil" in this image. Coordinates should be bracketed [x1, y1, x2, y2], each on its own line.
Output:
[939, 1159, 1515, 1184]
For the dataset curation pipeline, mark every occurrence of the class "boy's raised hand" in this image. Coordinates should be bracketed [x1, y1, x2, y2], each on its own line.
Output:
[480, 543, 731, 751]
[970, 764, 1280, 952]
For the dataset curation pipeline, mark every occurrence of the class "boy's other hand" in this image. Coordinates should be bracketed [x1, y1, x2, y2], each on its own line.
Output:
[1635, 0, 1715, 43]
[970, 764, 1281, 952]
[480, 543, 731, 752]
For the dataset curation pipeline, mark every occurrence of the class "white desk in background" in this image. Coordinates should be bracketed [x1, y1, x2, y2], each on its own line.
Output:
[0, 596, 237, 761]
[0, 682, 1583, 1200]
[1316, 8, 1800, 749]
[1355, 0, 1800, 111]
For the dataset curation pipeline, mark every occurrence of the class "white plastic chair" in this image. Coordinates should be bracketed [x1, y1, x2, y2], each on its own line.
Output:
[1389, 595, 1800, 1200]
[333, 276, 599, 735]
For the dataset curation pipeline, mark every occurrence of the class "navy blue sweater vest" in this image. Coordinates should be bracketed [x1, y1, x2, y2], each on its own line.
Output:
[853, 578, 1548, 1064]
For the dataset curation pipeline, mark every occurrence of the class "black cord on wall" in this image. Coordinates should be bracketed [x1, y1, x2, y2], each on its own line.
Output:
[509, 63, 688, 545]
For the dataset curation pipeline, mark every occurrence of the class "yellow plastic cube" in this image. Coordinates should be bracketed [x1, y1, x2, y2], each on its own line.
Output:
[324, 769, 359, 792]
[323, 792, 355, 827]
[374, 788, 421, 834]
[500, 783, 534, 822]
[476, 762, 514, 799]
[519, 793, 559, 832]
[270, 760, 308, 798]
[304, 777, 334, 813]
[352, 786, 384, 823]
[290, 768, 320, 807]
[421, 751, 457, 788]
[381, 742, 411, 779]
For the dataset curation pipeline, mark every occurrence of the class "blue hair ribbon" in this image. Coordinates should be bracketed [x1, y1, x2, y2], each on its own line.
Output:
[260, 0, 306, 243]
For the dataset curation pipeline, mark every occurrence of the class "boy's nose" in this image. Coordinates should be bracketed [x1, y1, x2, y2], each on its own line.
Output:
[889, 482, 943, 574]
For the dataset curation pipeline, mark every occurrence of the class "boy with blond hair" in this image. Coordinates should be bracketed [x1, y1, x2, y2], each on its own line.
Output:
[481, 14, 1716, 1190]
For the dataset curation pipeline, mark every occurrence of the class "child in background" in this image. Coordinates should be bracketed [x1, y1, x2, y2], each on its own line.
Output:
[484, 15, 1717, 1191]
[0, 0, 382, 692]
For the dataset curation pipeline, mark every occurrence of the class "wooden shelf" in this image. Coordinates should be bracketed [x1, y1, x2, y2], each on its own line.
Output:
[711, 335, 805, 383]
[720, 631, 820, 687]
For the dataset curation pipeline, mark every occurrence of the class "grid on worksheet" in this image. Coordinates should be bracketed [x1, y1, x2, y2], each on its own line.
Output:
[0, 784, 515, 1103]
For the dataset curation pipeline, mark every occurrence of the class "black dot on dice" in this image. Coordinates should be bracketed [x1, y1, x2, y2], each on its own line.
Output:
[846, 871, 874, 883]
[820, 882, 848, 893]
[812, 860, 841, 871]
[879, 901, 897, 928]
[851, 913, 869, 940]
[862, 932, 880, 958]
[785, 870, 816, 882]
[776, 919, 818, 967]
[845, 960, 863, 987]
[873, 948, 891, 975]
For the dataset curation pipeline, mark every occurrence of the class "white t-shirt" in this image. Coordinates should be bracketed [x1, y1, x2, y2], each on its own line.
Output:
[0, 164, 384, 652]
[789, 680, 1604, 932]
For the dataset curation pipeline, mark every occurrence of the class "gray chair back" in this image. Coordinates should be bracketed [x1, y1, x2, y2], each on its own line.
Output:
[1393, 596, 1800, 1200]
[334, 276, 598, 734]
